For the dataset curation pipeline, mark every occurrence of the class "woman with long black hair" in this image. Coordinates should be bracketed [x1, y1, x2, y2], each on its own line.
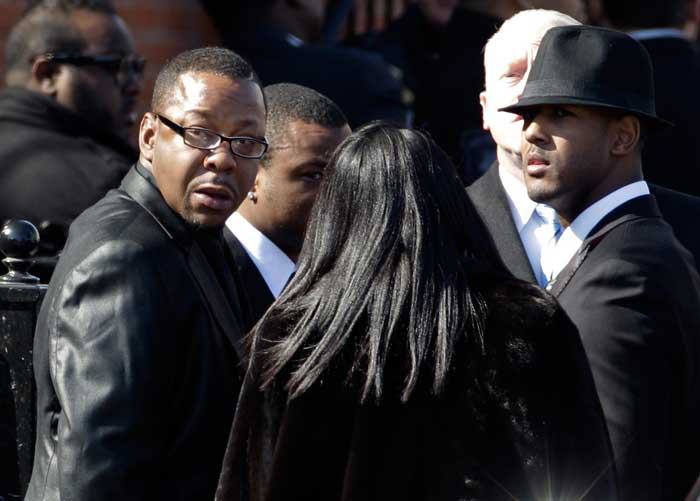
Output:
[216, 123, 617, 500]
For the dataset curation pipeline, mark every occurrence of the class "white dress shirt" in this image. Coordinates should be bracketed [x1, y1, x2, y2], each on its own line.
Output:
[547, 181, 650, 281]
[225, 212, 296, 299]
[499, 167, 548, 281]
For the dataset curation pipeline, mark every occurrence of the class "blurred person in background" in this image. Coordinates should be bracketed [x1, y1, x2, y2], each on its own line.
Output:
[0, 0, 143, 280]
[199, 0, 412, 130]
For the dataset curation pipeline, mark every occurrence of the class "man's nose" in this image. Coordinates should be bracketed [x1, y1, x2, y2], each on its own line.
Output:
[203, 145, 237, 172]
[121, 73, 143, 96]
[523, 117, 548, 146]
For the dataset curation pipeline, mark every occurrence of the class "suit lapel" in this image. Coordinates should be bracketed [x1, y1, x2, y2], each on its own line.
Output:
[121, 164, 245, 360]
[548, 195, 661, 297]
[186, 242, 246, 360]
[223, 228, 276, 331]
[467, 163, 537, 283]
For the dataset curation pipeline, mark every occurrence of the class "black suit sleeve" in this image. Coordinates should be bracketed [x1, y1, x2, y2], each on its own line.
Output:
[560, 232, 700, 500]
[47, 240, 179, 500]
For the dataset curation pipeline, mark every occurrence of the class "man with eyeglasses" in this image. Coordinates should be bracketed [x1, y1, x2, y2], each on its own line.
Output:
[27, 46, 265, 500]
[0, 0, 143, 280]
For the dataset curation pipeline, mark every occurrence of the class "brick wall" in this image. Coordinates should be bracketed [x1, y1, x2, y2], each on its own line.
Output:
[0, 0, 221, 140]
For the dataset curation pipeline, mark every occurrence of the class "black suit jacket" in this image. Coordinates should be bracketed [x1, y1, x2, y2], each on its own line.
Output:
[27, 165, 246, 500]
[466, 163, 536, 283]
[223, 228, 276, 333]
[549, 195, 700, 500]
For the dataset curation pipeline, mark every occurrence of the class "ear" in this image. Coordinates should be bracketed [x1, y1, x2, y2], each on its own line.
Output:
[479, 90, 491, 131]
[139, 112, 158, 163]
[30, 57, 61, 96]
[610, 115, 640, 157]
[249, 169, 262, 196]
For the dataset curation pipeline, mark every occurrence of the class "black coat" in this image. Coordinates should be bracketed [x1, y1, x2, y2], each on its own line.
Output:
[548, 195, 700, 500]
[223, 228, 276, 333]
[216, 276, 618, 501]
[26, 165, 246, 500]
[0, 87, 136, 255]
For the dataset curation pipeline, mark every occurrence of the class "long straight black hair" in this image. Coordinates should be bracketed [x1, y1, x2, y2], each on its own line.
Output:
[256, 123, 500, 403]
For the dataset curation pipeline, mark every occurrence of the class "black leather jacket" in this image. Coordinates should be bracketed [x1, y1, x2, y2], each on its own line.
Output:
[26, 165, 245, 500]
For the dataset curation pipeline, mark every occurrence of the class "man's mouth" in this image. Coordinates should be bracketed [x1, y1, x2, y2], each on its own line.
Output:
[525, 154, 550, 176]
[192, 184, 236, 211]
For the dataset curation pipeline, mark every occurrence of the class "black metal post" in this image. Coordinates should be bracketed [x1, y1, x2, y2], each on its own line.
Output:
[0, 220, 47, 499]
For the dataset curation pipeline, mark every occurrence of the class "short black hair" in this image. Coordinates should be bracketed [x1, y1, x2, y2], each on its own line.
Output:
[602, 0, 686, 29]
[151, 47, 264, 113]
[263, 83, 348, 166]
[4, 0, 117, 84]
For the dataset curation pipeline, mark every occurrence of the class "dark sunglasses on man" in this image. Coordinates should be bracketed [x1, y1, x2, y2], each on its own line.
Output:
[43, 52, 146, 86]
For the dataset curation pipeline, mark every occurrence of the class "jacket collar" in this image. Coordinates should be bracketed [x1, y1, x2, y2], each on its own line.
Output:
[547, 194, 660, 296]
[121, 163, 193, 246]
[223, 227, 275, 333]
[467, 162, 538, 283]
[120, 163, 246, 359]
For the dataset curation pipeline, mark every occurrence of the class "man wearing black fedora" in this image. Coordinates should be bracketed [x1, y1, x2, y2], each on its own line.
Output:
[502, 25, 700, 500]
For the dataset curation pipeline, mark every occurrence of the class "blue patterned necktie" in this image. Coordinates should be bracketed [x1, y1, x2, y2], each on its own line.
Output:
[534, 204, 564, 286]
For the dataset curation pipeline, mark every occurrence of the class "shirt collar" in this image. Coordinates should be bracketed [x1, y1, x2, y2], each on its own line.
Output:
[550, 181, 650, 279]
[285, 32, 304, 47]
[225, 212, 296, 299]
[628, 28, 688, 41]
[498, 165, 538, 232]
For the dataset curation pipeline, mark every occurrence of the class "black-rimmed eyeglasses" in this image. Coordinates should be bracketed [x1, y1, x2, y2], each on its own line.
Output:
[156, 114, 269, 160]
[43, 52, 146, 86]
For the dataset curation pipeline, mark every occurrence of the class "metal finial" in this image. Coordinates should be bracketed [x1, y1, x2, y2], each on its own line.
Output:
[0, 220, 41, 284]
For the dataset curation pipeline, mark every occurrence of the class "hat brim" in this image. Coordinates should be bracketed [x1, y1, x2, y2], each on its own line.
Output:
[500, 96, 674, 129]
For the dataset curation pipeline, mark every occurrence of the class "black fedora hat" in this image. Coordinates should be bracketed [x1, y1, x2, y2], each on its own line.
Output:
[501, 25, 672, 128]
